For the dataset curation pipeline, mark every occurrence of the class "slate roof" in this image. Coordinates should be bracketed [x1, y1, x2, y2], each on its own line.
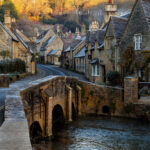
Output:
[111, 16, 128, 38]
[36, 29, 49, 44]
[86, 31, 97, 48]
[74, 46, 86, 58]
[72, 36, 86, 51]
[0, 22, 33, 54]
[86, 29, 105, 49]
[48, 49, 58, 56]
[64, 46, 71, 52]
[0, 21, 18, 42]
[40, 35, 56, 51]
[121, 13, 131, 18]
[90, 58, 99, 64]
[96, 30, 105, 47]
[15, 29, 30, 43]
[141, 0, 150, 30]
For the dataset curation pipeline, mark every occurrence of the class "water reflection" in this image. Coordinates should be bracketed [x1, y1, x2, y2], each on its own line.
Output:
[32, 117, 150, 150]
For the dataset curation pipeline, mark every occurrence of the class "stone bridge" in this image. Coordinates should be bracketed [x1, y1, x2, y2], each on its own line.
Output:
[21, 77, 82, 138]
[20, 76, 124, 139]
[1, 76, 147, 150]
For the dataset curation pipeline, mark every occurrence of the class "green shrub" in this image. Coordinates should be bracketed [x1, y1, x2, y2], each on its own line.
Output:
[106, 71, 121, 85]
[0, 59, 26, 73]
[124, 103, 135, 114]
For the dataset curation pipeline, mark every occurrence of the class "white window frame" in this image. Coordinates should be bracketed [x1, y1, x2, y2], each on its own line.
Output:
[91, 64, 100, 76]
[134, 34, 142, 50]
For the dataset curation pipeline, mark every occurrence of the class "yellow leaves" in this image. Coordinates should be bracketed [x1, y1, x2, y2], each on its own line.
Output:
[11, 0, 51, 19]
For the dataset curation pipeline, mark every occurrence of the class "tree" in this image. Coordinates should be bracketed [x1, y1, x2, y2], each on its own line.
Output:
[122, 46, 135, 75]
[64, 20, 81, 33]
[48, 0, 56, 10]
[0, 0, 19, 22]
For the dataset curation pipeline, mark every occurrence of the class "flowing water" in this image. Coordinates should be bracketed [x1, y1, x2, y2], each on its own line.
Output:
[32, 116, 150, 150]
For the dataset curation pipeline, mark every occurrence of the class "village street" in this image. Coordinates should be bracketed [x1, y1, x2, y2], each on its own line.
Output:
[0, 64, 87, 126]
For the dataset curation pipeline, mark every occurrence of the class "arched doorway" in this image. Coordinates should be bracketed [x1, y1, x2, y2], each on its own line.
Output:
[30, 121, 42, 141]
[102, 106, 110, 114]
[52, 105, 64, 132]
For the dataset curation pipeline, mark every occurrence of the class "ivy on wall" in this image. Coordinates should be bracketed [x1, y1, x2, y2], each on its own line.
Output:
[121, 46, 150, 81]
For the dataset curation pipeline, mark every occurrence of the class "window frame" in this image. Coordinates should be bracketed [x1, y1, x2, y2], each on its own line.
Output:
[134, 34, 142, 50]
[91, 64, 100, 77]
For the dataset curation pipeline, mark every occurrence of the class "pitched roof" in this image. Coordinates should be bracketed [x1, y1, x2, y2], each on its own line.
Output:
[48, 49, 58, 56]
[40, 35, 56, 51]
[74, 46, 86, 58]
[86, 31, 97, 47]
[64, 46, 71, 52]
[0, 22, 18, 42]
[15, 29, 30, 43]
[141, 0, 150, 30]
[96, 30, 105, 46]
[111, 16, 128, 38]
[72, 36, 86, 51]
[86, 30, 105, 49]
[36, 29, 49, 44]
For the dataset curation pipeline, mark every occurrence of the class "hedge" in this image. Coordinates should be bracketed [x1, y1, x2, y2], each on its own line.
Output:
[0, 58, 26, 73]
[106, 71, 121, 86]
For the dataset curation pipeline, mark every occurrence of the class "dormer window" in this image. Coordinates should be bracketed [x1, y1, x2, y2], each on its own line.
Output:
[134, 34, 142, 50]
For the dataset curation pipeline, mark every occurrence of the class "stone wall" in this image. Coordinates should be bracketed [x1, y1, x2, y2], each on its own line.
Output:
[1, 76, 150, 150]
[77, 80, 124, 116]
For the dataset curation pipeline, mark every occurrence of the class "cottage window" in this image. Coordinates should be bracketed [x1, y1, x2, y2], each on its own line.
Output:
[91, 64, 100, 76]
[134, 34, 142, 50]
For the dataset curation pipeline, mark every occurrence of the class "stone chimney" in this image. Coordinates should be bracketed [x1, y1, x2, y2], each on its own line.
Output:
[81, 24, 86, 36]
[75, 27, 80, 37]
[89, 21, 99, 31]
[11, 18, 16, 23]
[104, 0, 117, 24]
[4, 10, 11, 29]
[57, 24, 60, 33]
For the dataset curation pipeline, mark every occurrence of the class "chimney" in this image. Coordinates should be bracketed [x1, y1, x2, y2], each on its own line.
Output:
[75, 27, 80, 37]
[104, 0, 117, 24]
[4, 10, 11, 28]
[57, 24, 60, 33]
[11, 18, 16, 23]
[81, 24, 86, 36]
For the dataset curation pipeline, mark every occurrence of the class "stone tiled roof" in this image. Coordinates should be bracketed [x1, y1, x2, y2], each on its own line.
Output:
[74, 46, 86, 58]
[36, 29, 49, 44]
[15, 29, 30, 43]
[86, 31, 97, 48]
[40, 35, 56, 51]
[141, 0, 150, 30]
[111, 16, 128, 38]
[96, 30, 105, 47]
[48, 49, 58, 56]
[0, 21, 18, 42]
[86, 30, 105, 49]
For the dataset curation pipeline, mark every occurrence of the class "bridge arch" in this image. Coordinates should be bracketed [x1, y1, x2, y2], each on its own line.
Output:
[30, 121, 42, 141]
[72, 102, 77, 120]
[52, 104, 65, 132]
[102, 105, 110, 114]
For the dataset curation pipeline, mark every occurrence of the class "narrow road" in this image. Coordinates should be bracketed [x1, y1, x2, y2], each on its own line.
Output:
[38, 64, 88, 81]
[0, 64, 88, 126]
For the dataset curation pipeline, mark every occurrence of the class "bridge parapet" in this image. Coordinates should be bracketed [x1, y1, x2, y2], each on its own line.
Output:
[0, 75, 128, 150]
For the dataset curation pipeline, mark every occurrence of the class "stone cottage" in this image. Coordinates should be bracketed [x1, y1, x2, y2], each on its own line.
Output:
[104, 16, 127, 74]
[0, 10, 35, 74]
[37, 29, 63, 65]
[119, 0, 150, 81]
[85, 30, 105, 84]
[62, 36, 86, 70]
